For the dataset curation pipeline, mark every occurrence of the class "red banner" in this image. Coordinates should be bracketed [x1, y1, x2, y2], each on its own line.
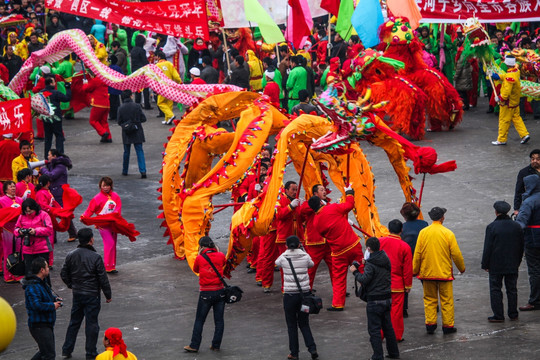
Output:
[418, 0, 540, 23]
[44, 0, 209, 40]
[0, 98, 32, 136]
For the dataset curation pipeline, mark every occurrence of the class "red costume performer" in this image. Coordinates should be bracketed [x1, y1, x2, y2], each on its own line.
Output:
[379, 233, 413, 342]
[312, 192, 364, 310]
[0, 135, 20, 182]
[83, 75, 111, 142]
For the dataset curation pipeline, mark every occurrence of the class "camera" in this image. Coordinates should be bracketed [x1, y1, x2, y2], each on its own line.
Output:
[19, 228, 32, 246]
[352, 260, 361, 269]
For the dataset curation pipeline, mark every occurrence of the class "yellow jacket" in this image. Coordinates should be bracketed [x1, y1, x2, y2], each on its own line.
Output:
[88, 35, 109, 65]
[12, 154, 39, 182]
[96, 348, 137, 360]
[157, 60, 181, 83]
[412, 221, 465, 281]
[500, 67, 521, 108]
[247, 50, 263, 91]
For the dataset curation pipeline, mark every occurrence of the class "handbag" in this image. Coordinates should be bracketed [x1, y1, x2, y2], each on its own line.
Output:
[286, 257, 323, 314]
[122, 121, 138, 134]
[354, 279, 367, 302]
[7, 236, 25, 276]
[201, 252, 243, 304]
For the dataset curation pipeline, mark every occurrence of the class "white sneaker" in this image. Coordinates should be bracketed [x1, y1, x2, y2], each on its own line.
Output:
[521, 135, 531, 144]
[164, 116, 175, 125]
[491, 140, 507, 146]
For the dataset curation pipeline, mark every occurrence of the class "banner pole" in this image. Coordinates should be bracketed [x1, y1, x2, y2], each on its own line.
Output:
[327, 13, 331, 59]
[221, 28, 231, 75]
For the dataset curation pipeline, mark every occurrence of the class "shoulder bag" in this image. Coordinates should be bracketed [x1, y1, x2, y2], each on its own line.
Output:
[286, 257, 323, 314]
[201, 252, 243, 304]
[7, 235, 25, 276]
[122, 121, 138, 134]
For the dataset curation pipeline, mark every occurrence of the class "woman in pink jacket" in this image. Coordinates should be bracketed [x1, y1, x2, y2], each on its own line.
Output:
[35, 175, 61, 267]
[82, 177, 122, 273]
[15, 198, 53, 282]
[0, 181, 23, 283]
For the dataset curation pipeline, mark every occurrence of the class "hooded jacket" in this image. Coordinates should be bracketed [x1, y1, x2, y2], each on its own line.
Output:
[15, 210, 54, 255]
[22, 275, 56, 327]
[275, 248, 314, 293]
[61, 244, 112, 299]
[353, 250, 392, 301]
[40, 155, 72, 203]
[130, 35, 149, 72]
[516, 174, 540, 248]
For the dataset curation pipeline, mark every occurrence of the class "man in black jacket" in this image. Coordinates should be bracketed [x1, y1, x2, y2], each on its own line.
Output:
[482, 201, 524, 322]
[200, 56, 219, 84]
[225, 55, 250, 89]
[41, 76, 71, 158]
[117, 90, 147, 178]
[3, 45, 23, 81]
[514, 149, 540, 215]
[350, 237, 399, 360]
[61, 228, 112, 360]
[130, 35, 152, 109]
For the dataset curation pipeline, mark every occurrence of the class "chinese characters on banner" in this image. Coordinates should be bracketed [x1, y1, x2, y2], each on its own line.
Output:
[44, 0, 209, 40]
[0, 98, 31, 136]
[418, 0, 540, 23]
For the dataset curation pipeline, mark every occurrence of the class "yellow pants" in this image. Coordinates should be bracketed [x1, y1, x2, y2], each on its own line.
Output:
[498, 105, 528, 143]
[422, 280, 454, 327]
[157, 95, 174, 119]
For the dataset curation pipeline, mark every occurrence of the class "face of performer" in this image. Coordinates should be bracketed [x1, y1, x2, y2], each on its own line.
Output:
[421, 29, 428, 38]
[20, 144, 32, 158]
[47, 151, 56, 162]
[531, 153, 540, 170]
[9, 33, 16, 43]
[100, 182, 111, 194]
[285, 183, 298, 199]
[5, 183, 16, 197]
[260, 166, 268, 176]
[89, 36, 95, 47]
[30, 34, 38, 44]
[313, 185, 326, 200]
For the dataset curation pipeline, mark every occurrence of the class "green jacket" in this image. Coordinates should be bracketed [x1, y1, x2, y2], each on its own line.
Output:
[52, 60, 73, 80]
[286, 66, 307, 100]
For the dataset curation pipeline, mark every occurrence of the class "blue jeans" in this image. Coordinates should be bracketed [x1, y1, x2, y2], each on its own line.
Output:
[283, 293, 316, 357]
[122, 143, 146, 174]
[62, 293, 101, 358]
[189, 289, 225, 350]
[29, 324, 55, 360]
[366, 299, 399, 360]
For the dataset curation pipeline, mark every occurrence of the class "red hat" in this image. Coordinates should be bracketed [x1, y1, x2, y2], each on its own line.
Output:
[104, 328, 128, 358]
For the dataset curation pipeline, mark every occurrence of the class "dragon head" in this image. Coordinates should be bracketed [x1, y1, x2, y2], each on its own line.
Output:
[379, 17, 415, 45]
[311, 87, 378, 155]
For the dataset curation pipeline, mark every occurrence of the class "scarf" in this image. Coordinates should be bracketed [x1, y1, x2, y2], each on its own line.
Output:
[105, 327, 128, 358]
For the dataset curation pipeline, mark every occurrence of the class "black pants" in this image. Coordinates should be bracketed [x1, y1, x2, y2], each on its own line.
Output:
[43, 121, 64, 159]
[135, 88, 151, 109]
[489, 273, 518, 319]
[62, 293, 101, 358]
[366, 299, 399, 360]
[283, 293, 316, 357]
[189, 289, 226, 350]
[29, 324, 55, 360]
[525, 247, 540, 306]
[458, 90, 469, 110]
[109, 94, 120, 120]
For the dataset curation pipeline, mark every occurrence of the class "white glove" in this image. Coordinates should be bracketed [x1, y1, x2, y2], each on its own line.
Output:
[82, 79, 88, 85]
[327, 42, 333, 49]
[321, 199, 327, 206]
[227, 69, 232, 76]
[364, 249, 370, 260]
[347, 218, 354, 226]
[290, 198, 300, 208]
[32, 169, 39, 176]
[344, 183, 353, 192]
[254, 184, 262, 192]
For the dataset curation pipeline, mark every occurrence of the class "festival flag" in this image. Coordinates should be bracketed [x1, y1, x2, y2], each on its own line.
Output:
[351, 0, 384, 48]
[387, 0, 422, 30]
[335, 0, 354, 41]
[286, 0, 313, 49]
[244, 0, 285, 44]
[320, 0, 340, 16]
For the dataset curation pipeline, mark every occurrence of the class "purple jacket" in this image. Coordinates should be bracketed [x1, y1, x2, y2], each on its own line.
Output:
[40, 156, 71, 205]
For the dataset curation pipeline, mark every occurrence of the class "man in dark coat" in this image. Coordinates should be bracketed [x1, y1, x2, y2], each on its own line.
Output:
[61, 228, 112, 359]
[200, 56, 219, 84]
[130, 35, 152, 109]
[482, 201, 524, 322]
[3, 44, 23, 81]
[514, 149, 540, 215]
[516, 175, 540, 311]
[117, 90, 147, 178]
[41, 77, 71, 158]
[225, 55, 250, 89]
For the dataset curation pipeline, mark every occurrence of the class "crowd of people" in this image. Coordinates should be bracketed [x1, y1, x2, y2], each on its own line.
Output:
[1, 1, 540, 359]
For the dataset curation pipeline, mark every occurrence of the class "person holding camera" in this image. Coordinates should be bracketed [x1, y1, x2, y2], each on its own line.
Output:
[0, 180, 23, 283]
[350, 237, 400, 360]
[15, 198, 54, 282]
[275, 235, 318, 360]
[60, 228, 112, 360]
[22, 257, 63, 360]
[184, 236, 227, 354]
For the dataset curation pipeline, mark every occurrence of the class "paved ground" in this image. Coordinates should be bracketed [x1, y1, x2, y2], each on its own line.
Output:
[1, 96, 540, 360]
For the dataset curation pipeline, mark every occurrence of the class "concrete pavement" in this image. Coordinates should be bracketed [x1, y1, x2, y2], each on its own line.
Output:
[1, 96, 540, 360]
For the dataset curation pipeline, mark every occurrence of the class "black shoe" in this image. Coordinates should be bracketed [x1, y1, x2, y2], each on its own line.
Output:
[157, 113, 165, 118]
[122, 173, 128, 176]
[346, 292, 350, 297]
[144, 106, 154, 110]
[327, 307, 343, 312]
[107, 270, 119, 274]
[210, 346, 220, 351]
[310, 352, 319, 359]
[403, 309, 408, 318]
[247, 267, 256, 273]
[62, 353, 72, 359]
[442, 327, 457, 334]
[141, 173, 147, 179]
[486, 107, 494, 113]
[488, 316, 504, 323]
[426, 324, 437, 334]
[100, 132, 110, 142]
[386, 355, 400, 359]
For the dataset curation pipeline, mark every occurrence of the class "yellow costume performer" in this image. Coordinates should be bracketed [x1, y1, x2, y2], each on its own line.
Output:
[492, 55, 530, 145]
[413, 209, 465, 334]
[88, 35, 108, 65]
[247, 50, 264, 91]
[156, 56, 182, 124]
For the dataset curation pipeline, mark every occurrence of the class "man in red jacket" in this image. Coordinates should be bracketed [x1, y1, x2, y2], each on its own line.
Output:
[310, 184, 364, 311]
[83, 72, 111, 143]
[299, 184, 333, 289]
[379, 219, 413, 342]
